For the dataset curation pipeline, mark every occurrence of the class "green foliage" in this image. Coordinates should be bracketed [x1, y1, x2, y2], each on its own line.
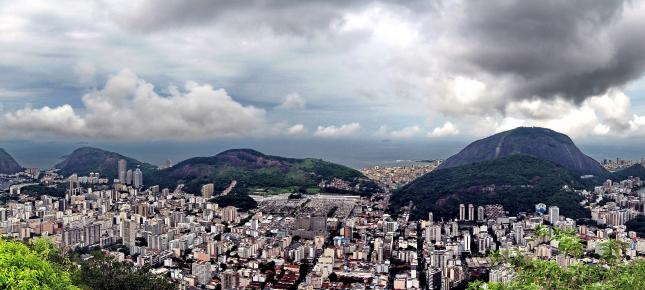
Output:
[0, 238, 177, 290]
[599, 239, 627, 266]
[391, 154, 590, 220]
[534, 224, 550, 238]
[159, 149, 378, 197]
[553, 228, 584, 258]
[75, 252, 175, 290]
[609, 164, 645, 181]
[471, 258, 645, 290]
[0, 238, 78, 290]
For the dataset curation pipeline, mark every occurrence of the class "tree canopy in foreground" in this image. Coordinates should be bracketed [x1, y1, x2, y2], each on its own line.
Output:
[469, 230, 643, 290]
[0, 238, 176, 290]
[0, 238, 78, 290]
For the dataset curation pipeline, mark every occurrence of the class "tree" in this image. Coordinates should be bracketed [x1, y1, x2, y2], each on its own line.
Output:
[468, 251, 645, 289]
[0, 238, 78, 290]
[75, 252, 175, 290]
[553, 228, 583, 258]
[534, 224, 550, 239]
[599, 239, 627, 266]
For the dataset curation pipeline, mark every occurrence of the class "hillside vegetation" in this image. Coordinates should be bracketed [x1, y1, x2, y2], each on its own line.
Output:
[391, 154, 589, 220]
[153, 149, 378, 196]
[0, 238, 176, 290]
[54, 148, 379, 198]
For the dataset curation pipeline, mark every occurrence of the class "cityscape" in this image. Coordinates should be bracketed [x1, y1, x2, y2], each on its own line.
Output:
[3, 141, 645, 289]
[3, 1, 645, 289]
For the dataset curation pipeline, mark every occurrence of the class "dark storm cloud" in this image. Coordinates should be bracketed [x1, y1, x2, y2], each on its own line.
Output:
[125, 0, 645, 106]
[452, 0, 645, 103]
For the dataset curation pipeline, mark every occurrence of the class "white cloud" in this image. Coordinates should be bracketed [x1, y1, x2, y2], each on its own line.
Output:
[277, 93, 306, 110]
[286, 124, 307, 135]
[314, 122, 360, 137]
[428, 121, 459, 138]
[2, 104, 86, 138]
[469, 89, 645, 139]
[0, 70, 266, 140]
[375, 125, 422, 139]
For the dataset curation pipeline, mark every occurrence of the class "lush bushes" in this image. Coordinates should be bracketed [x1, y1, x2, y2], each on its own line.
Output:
[470, 231, 638, 289]
[0, 238, 77, 290]
[0, 238, 176, 290]
[76, 252, 175, 290]
[469, 258, 645, 290]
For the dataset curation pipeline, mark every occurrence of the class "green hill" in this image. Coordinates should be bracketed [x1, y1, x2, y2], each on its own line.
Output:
[54, 147, 379, 198]
[55, 147, 158, 181]
[609, 164, 645, 181]
[390, 154, 589, 220]
[155, 149, 378, 196]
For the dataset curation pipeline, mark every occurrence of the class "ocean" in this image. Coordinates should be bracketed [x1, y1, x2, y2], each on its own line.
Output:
[1, 138, 644, 170]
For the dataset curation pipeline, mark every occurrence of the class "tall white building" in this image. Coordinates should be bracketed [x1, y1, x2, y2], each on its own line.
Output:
[121, 220, 137, 248]
[126, 169, 133, 185]
[118, 159, 127, 182]
[222, 206, 238, 224]
[384, 221, 398, 234]
[426, 224, 442, 243]
[462, 231, 471, 252]
[477, 206, 486, 221]
[549, 206, 560, 224]
[192, 261, 212, 285]
[459, 204, 466, 221]
[133, 168, 143, 188]
[468, 204, 475, 221]
[513, 223, 524, 245]
[201, 183, 215, 199]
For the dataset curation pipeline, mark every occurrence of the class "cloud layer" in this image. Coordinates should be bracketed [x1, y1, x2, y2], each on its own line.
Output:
[2, 0, 645, 141]
[1, 70, 266, 140]
[314, 123, 361, 138]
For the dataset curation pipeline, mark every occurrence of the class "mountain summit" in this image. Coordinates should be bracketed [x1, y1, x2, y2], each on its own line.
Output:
[438, 127, 606, 176]
[55, 147, 157, 180]
[390, 127, 604, 220]
[0, 148, 22, 174]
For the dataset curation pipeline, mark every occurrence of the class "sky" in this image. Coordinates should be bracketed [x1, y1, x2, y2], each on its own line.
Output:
[3, 0, 645, 167]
